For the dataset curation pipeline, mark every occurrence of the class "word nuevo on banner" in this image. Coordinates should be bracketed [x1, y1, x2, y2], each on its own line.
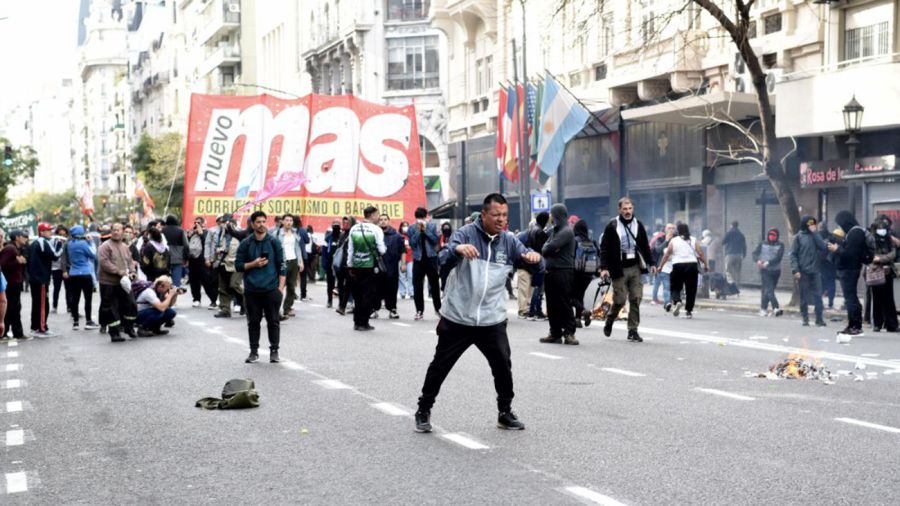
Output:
[194, 197, 404, 219]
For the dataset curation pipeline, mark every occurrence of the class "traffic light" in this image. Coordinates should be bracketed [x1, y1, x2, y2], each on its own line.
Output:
[2, 145, 12, 167]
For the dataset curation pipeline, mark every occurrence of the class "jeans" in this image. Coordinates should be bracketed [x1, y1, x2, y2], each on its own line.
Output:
[530, 271, 545, 316]
[137, 308, 176, 330]
[413, 259, 441, 314]
[68, 274, 94, 324]
[171, 264, 185, 287]
[545, 269, 576, 337]
[670, 263, 699, 312]
[245, 289, 282, 352]
[798, 272, 824, 323]
[399, 261, 414, 297]
[838, 269, 862, 329]
[652, 272, 671, 304]
[822, 264, 837, 308]
[760, 270, 781, 311]
[418, 319, 513, 413]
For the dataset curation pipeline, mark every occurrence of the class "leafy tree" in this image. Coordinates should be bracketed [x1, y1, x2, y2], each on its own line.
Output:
[0, 137, 40, 211]
[12, 190, 79, 226]
[132, 132, 185, 217]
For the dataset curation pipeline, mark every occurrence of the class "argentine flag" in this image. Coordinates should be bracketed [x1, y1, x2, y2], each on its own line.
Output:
[536, 76, 590, 177]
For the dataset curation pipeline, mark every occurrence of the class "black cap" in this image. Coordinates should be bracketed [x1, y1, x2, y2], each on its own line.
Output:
[9, 230, 26, 239]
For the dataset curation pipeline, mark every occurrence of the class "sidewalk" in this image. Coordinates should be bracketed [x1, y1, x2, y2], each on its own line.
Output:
[690, 285, 846, 319]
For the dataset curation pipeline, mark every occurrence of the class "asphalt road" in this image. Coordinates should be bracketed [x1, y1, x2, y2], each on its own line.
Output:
[2, 281, 899, 505]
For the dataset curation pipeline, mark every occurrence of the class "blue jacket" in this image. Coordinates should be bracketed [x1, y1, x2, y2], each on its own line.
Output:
[408, 221, 440, 261]
[381, 227, 406, 277]
[65, 238, 97, 277]
[235, 233, 287, 292]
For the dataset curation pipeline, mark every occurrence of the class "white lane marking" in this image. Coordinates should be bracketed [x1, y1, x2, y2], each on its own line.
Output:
[563, 486, 627, 506]
[391, 322, 412, 328]
[883, 370, 900, 375]
[5, 380, 21, 389]
[188, 321, 204, 327]
[748, 335, 768, 340]
[5, 471, 27, 493]
[5, 430, 24, 446]
[441, 433, 489, 450]
[629, 324, 900, 370]
[427, 330, 437, 335]
[313, 379, 352, 390]
[6, 351, 18, 358]
[371, 402, 410, 416]
[281, 361, 305, 371]
[176, 314, 186, 319]
[5, 364, 21, 372]
[861, 353, 880, 358]
[835, 418, 900, 434]
[225, 337, 244, 345]
[529, 352, 563, 360]
[309, 303, 324, 308]
[6, 402, 23, 413]
[6, 341, 17, 347]
[696, 388, 755, 401]
[601, 367, 646, 377]
[732, 314, 753, 318]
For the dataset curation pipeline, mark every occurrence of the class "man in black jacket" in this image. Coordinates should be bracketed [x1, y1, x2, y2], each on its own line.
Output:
[28, 223, 63, 337]
[599, 197, 656, 342]
[540, 204, 578, 345]
[827, 210, 870, 335]
[790, 216, 827, 327]
[722, 221, 747, 291]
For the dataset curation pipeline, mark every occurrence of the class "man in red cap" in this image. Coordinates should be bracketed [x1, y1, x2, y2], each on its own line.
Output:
[27, 223, 63, 337]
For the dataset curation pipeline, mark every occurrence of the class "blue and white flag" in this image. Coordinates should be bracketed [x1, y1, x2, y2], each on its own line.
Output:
[536, 76, 590, 177]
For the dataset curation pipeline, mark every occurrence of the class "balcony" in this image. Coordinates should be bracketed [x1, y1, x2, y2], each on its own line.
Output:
[199, 0, 241, 46]
[199, 44, 241, 77]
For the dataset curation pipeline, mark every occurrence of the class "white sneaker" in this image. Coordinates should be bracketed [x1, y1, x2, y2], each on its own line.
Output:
[758, 310, 768, 317]
[192, 301, 201, 308]
[673, 302, 683, 317]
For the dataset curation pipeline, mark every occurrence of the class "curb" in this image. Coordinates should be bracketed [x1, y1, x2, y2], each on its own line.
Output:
[693, 299, 845, 319]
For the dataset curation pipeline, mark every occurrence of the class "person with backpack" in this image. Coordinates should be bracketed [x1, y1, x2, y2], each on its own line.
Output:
[347, 206, 386, 331]
[187, 218, 216, 308]
[334, 216, 354, 315]
[650, 223, 675, 305]
[722, 221, 747, 291]
[162, 215, 189, 288]
[515, 212, 549, 319]
[658, 223, 708, 319]
[0, 231, 28, 340]
[62, 225, 100, 331]
[235, 211, 287, 363]
[572, 219, 600, 328]
[753, 228, 785, 317]
[540, 204, 578, 345]
[140, 226, 171, 283]
[134, 275, 180, 336]
[790, 216, 828, 327]
[321, 219, 342, 309]
[827, 210, 870, 336]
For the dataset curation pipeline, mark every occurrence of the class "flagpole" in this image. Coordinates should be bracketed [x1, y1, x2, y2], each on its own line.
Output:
[543, 69, 614, 134]
[520, 0, 531, 225]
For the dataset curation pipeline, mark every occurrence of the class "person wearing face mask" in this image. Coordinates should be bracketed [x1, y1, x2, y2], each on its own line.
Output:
[321, 220, 343, 309]
[398, 221, 413, 300]
[790, 216, 827, 327]
[539, 204, 578, 345]
[371, 213, 405, 320]
[753, 228, 785, 317]
[827, 210, 869, 336]
[866, 219, 897, 332]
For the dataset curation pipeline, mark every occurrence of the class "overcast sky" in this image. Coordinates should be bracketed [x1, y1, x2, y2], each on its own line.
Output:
[0, 0, 81, 113]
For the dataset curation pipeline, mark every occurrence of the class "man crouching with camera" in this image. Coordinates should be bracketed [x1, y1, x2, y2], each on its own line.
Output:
[135, 275, 183, 336]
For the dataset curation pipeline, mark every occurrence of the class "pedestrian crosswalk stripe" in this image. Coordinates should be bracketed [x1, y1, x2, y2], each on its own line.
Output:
[695, 388, 755, 401]
[371, 402, 410, 416]
[529, 352, 563, 360]
[441, 433, 489, 450]
[391, 322, 412, 327]
[4, 380, 21, 389]
[5, 364, 21, 372]
[5, 351, 18, 358]
[5, 430, 24, 446]
[313, 379, 352, 390]
[6, 341, 17, 347]
[835, 418, 900, 434]
[5, 402, 23, 413]
[281, 361, 305, 371]
[5, 471, 27, 493]
[601, 367, 646, 377]
[563, 486, 627, 506]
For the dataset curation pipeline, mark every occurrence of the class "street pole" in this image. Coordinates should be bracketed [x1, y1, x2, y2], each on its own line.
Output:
[847, 134, 859, 216]
[511, 39, 527, 231]
[519, 0, 531, 231]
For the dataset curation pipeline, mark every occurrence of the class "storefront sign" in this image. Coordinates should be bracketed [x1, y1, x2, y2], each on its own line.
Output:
[0, 208, 38, 237]
[183, 93, 426, 229]
[799, 155, 896, 188]
[530, 191, 551, 213]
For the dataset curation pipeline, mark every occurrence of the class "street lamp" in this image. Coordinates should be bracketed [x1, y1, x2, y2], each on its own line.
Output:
[842, 95, 864, 215]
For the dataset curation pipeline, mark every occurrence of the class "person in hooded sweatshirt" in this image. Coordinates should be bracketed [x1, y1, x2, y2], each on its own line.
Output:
[866, 217, 897, 333]
[61, 225, 100, 331]
[753, 228, 785, 317]
[140, 226, 172, 283]
[827, 210, 869, 335]
[571, 219, 600, 328]
[162, 215, 189, 288]
[539, 203, 578, 345]
[790, 216, 827, 327]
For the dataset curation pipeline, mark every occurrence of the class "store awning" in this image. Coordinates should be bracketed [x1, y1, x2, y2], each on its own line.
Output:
[621, 91, 760, 125]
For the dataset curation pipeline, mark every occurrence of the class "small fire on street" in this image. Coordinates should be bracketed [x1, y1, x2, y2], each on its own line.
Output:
[750, 354, 835, 384]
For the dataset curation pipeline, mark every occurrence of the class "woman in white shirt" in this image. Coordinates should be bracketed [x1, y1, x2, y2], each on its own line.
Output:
[658, 223, 708, 318]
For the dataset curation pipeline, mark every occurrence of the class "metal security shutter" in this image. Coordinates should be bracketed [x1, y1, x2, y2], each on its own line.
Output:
[722, 181, 790, 289]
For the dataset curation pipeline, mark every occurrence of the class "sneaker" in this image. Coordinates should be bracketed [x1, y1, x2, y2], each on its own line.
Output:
[214, 312, 231, 318]
[137, 328, 154, 337]
[497, 411, 525, 430]
[326, 302, 333, 309]
[72, 322, 79, 331]
[664, 302, 672, 313]
[414, 411, 432, 433]
[582, 310, 592, 328]
[673, 302, 683, 317]
[414, 312, 424, 321]
[153, 328, 170, 336]
[269, 351, 280, 363]
[100, 325, 107, 334]
[758, 310, 768, 317]
[347, 304, 355, 313]
[370, 311, 380, 319]
[389, 310, 399, 320]
[336, 307, 346, 315]
[563, 334, 579, 345]
[84, 321, 100, 330]
[354, 325, 375, 331]
[534, 312, 548, 321]
[245, 353, 259, 363]
[124, 328, 138, 339]
[15, 335, 33, 341]
[603, 318, 614, 337]
[238, 307, 246, 316]
[164, 320, 175, 328]
[528, 314, 537, 321]
[685, 312, 693, 319]
[279, 314, 289, 321]
[192, 301, 201, 308]
[627, 330, 643, 342]
[207, 303, 218, 311]
[518, 312, 530, 319]
[110, 335, 126, 343]
[801, 319, 810, 327]
[285, 310, 296, 318]
[650, 299, 659, 306]
[539, 335, 562, 344]
[846, 327, 863, 336]
[815, 320, 827, 327]
[774, 308, 784, 317]
[575, 319, 583, 329]
[51, 307, 58, 314]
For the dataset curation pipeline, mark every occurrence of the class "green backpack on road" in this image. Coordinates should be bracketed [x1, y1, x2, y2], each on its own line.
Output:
[196, 378, 260, 410]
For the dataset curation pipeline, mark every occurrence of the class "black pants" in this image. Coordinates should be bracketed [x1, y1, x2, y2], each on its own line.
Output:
[671, 263, 700, 312]
[52, 270, 68, 311]
[68, 275, 94, 324]
[30, 281, 50, 332]
[838, 269, 862, 329]
[188, 257, 217, 305]
[871, 277, 898, 331]
[418, 319, 513, 413]
[545, 269, 575, 337]
[375, 271, 399, 312]
[245, 289, 282, 352]
[350, 268, 377, 326]
[4, 282, 24, 338]
[760, 270, 781, 311]
[336, 268, 351, 309]
[413, 259, 441, 313]
[325, 264, 336, 305]
[798, 272, 824, 323]
[299, 262, 308, 299]
[572, 272, 595, 317]
[99, 283, 136, 337]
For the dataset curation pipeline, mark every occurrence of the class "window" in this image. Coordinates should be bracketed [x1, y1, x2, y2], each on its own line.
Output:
[386, 36, 439, 91]
[763, 13, 781, 34]
[748, 20, 757, 39]
[387, 0, 430, 22]
[844, 22, 890, 60]
[599, 13, 613, 58]
[594, 63, 607, 81]
[762, 53, 777, 69]
[475, 56, 492, 96]
[420, 136, 440, 171]
[640, 0, 656, 44]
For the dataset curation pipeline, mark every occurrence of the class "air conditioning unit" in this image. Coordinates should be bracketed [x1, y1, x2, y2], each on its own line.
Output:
[228, 2, 240, 13]
[765, 68, 783, 95]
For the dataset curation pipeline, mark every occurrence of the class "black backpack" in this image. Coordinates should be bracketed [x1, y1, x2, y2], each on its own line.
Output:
[575, 239, 600, 273]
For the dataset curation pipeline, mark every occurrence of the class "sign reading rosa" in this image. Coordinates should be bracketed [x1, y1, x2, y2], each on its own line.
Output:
[183, 93, 426, 230]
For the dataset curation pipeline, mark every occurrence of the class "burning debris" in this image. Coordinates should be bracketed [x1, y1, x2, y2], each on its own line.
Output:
[749, 354, 835, 384]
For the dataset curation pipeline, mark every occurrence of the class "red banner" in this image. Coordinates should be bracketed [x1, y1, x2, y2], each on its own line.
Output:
[183, 93, 425, 230]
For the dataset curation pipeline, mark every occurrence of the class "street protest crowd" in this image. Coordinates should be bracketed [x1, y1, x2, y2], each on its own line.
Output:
[0, 195, 896, 432]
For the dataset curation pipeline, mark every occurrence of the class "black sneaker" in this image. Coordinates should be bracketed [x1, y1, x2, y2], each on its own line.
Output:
[815, 320, 827, 327]
[354, 325, 375, 331]
[214, 312, 231, 318]
[110, 334, 126, 343]
[152, 328, 170, 336]
[414, 411, 432, 433]
[72, 322, 79, 331]
[124, 328, 138, 339]
[238, 307, 246, 316]
[627, 330, 643, 342]
[574, 319, 583, 328]
[245, 353, 259, 363]
[685, 312, 693, 319]
[774, 308, 784, 317]
[846, 327, 863, 336]
[603, 318, 614, 337]
[664, 302, 672, 313]
[497, 411, 525, 430]
[801, 320, 810, 327]
[164, 320, 175, 328]
[100, 325, 107, 334]
[84, 321, 100, 330]
[582, 310, 592, 327]
[270, 351, 280, 363]
[336, 307, 346, 316]
[389, 310, 399, 320]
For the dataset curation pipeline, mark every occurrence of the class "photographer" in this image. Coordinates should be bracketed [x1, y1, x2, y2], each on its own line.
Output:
[208, 214, 246, 318]
[135, 275, 182, 336]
